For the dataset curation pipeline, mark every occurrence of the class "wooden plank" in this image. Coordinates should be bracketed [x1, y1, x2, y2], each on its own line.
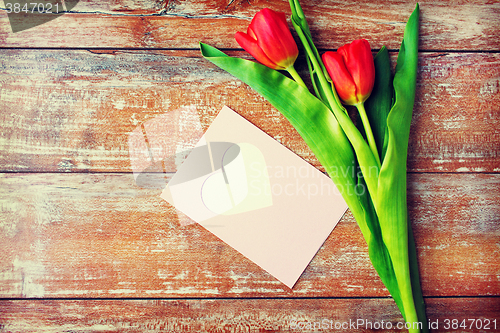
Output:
[0, 297, 499, 332]
[0, 173, 498, 298]
[0, 50, 498, 173]
[0, 0, 497, 329]
[0, 0, 499, 50]
[410, 51, 500, 173]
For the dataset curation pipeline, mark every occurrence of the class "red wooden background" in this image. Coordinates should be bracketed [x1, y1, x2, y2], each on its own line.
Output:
[0, 0, 499, 331]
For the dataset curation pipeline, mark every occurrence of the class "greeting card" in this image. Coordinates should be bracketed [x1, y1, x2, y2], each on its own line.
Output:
[161, 106, 347, 288]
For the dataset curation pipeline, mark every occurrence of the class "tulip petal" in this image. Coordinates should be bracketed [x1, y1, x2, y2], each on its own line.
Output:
[235, 31, 279, 69]
[249, 9, 298, 70]
[341, 39, 375, 103]
[322, 51, 358, 105]
[247, 26, 257, 40]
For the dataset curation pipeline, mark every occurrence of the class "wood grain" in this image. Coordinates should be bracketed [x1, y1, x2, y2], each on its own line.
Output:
[0, 0, 499, 50]
[0, 50, 498, 173]
[0, 0, 499, 329]
[0, 173, 498, 298]
[0, 298, 499, 333]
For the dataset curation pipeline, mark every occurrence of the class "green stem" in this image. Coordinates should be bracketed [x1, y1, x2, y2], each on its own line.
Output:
[286, 65, 307, 88]
[290, 21, 338, 111]
[289, 13, 381, 198]
[356, 102, 381, 167]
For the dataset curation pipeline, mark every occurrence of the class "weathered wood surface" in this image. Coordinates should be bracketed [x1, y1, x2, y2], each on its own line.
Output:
[1, 298, 499, 333]
[1, 0, 499, 331]
[0, 0, 499, 50]
[0, 173, 498, 298]
[0, 50, 498, 173]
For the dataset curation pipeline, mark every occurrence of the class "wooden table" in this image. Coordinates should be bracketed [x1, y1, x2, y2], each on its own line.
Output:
[1, 1, 499, 331]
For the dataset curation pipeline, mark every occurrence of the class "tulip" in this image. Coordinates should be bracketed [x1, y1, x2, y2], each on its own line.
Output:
[235, 8, 306, 87]
[322, 39, 375, 106]
[322, 39, 380, 166]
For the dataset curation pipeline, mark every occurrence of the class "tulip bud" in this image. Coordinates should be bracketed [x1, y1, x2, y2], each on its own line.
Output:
[322, 39, 375, 105]
[235, 8, 299, 71]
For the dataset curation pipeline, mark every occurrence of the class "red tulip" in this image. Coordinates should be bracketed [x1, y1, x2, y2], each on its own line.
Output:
[322, 39, 375, 105]
[235, 8, 299, 71]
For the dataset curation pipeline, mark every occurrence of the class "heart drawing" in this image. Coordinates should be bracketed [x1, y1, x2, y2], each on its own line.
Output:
[166, 141, 273, 223]
[6, 0, 80, 33]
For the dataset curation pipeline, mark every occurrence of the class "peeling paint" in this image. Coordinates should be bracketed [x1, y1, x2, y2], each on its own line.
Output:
[13, 257, 46, 298]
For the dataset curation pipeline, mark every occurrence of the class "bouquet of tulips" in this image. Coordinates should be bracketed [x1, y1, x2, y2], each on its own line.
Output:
[200, 0, 426, 331]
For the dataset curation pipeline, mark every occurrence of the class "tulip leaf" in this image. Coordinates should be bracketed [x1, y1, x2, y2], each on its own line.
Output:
[290, 0, 408, 309]
[200, 3, 426, 330]
[365, 46, 393, 162]
[375, 4, 425, 329]
[201, 41, 408, 322]
[288, 0, 383, 247]
[289, 0, 342, 111]
[355, 173, 405, 319]
[200, 42, 374, 240]
[408, 220, 428, 332]
[289, 0, 382, 199]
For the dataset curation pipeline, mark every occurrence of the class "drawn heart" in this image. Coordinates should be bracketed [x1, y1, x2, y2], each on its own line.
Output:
[201, 143, 272, 216]
[164, 141, 272, 222]
[6, 0, 80, 33]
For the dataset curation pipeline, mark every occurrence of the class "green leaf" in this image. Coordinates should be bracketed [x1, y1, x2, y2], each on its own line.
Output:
[200, 4, 426, 328]
[375, 3, 422, 328]
[287, 3, 408, 313]
[288, 0, 343, 112]
[200, 42, 375, 239]
[408, 219, 429, 333]
[200, 41, 411, 324]
[288, 0, 381, 201]
[356, 173, 405, 319]
[365, 46, 393, 162]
